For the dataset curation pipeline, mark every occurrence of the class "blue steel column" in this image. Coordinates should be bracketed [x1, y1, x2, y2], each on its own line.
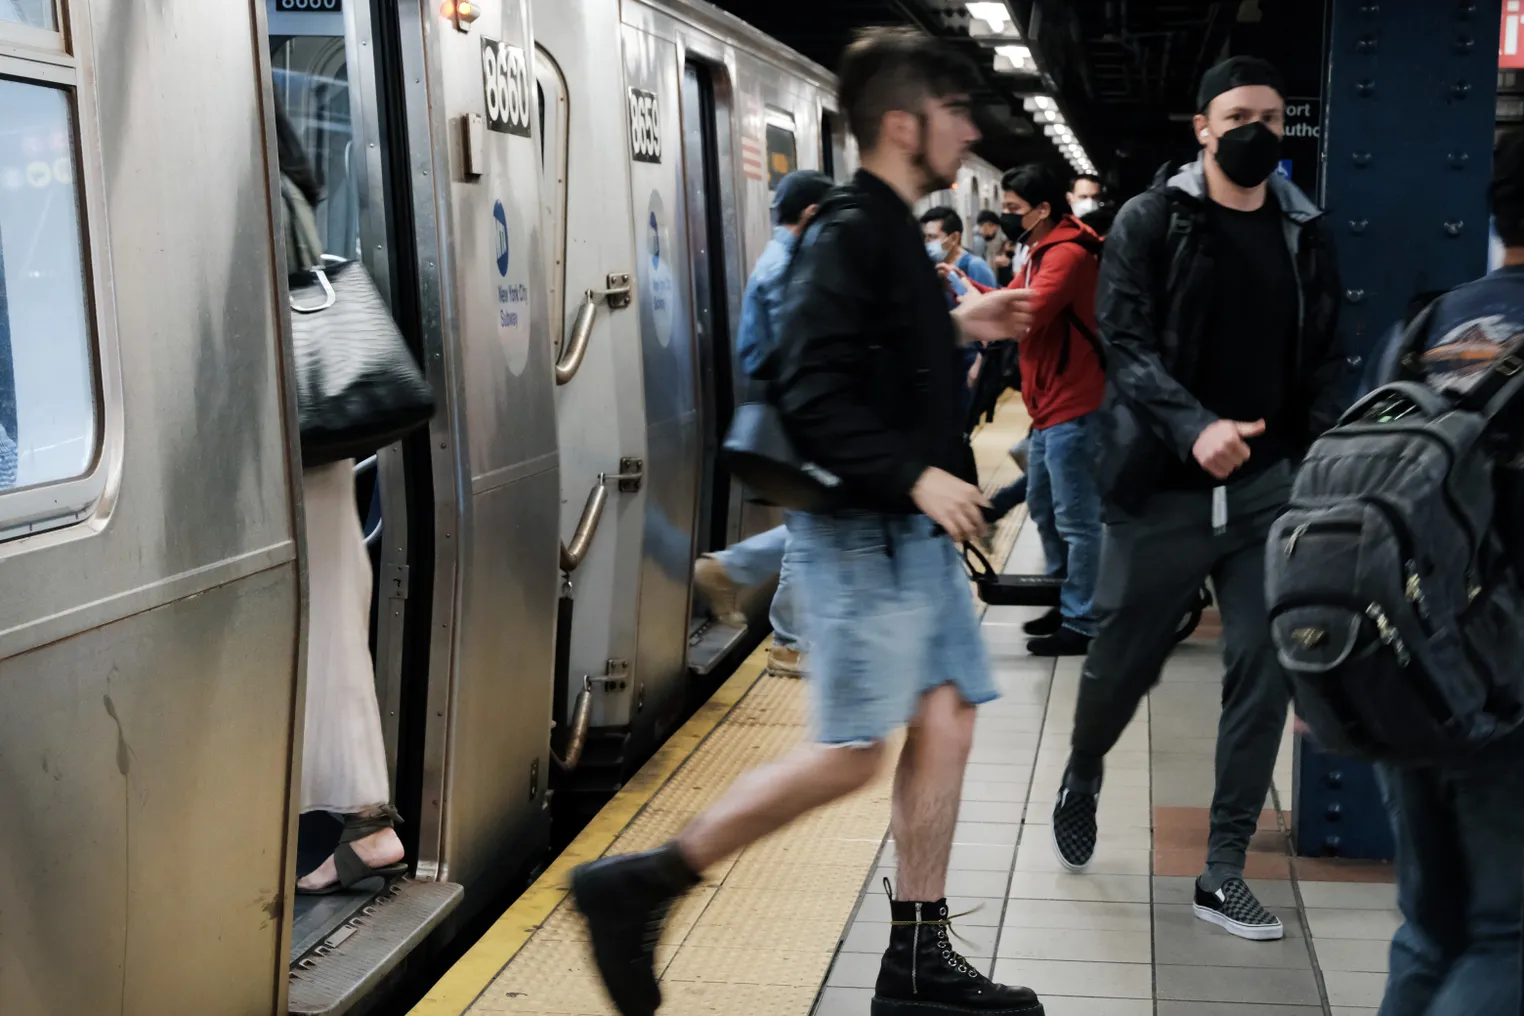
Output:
[1292, 0, 1501, 860]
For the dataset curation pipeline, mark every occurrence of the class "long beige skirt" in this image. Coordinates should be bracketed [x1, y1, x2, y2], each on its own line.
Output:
[299, 460, 390, 814]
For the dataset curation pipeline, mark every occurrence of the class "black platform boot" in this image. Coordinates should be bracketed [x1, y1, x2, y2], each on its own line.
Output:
[571, 844, 700, 1016]
[873, 881, 1044, 1016]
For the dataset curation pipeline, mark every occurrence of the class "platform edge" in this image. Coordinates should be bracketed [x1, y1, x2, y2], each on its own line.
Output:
[408, 645, 772, 1016]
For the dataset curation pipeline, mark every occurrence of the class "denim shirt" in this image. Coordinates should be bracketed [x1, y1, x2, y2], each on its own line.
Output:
[736, 226, 799, 378]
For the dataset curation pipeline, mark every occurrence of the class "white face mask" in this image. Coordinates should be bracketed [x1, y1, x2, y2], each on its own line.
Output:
[1071, 197, 1099, 218]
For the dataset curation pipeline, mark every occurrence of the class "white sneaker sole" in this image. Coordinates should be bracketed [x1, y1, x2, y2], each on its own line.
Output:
[1049, 819, 1093, 873]
[1192, 902, 1285, 941]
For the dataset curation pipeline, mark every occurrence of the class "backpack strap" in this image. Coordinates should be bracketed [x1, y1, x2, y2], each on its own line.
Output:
[1025, 236, 1106, 375]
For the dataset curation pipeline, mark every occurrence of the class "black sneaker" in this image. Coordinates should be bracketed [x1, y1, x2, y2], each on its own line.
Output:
[1050, 763, 1101, 871]
[1193, 877, 1285, 941]
[571, 845, 700, 1015]
[873, 882, 1044, 1015]
[1026, 626, 1091, 657]
[1023, 607, 1062, 637]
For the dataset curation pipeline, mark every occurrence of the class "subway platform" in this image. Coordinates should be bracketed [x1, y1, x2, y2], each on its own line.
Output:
[411, 405, 1400, 1016]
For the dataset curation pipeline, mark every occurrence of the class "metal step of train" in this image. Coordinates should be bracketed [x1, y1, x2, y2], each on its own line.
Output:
[288, 879, 463, 1016]
[686, 617, 748, 676]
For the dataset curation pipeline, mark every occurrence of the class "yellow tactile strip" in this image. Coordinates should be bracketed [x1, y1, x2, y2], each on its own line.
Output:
[416, 396, 1032, 1016]
[461, 678, 903, 1016]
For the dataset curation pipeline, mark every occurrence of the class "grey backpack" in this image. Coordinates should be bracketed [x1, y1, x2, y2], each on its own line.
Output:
[1266, 301, 1524, 762]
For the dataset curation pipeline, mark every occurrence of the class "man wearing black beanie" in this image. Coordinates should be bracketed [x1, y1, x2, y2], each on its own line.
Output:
[1048, 55, 1346, 942]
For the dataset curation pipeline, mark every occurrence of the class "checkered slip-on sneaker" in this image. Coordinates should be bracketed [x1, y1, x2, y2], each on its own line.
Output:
[1193, 877, 1285, 941]
[1050, 784, 1098, 871]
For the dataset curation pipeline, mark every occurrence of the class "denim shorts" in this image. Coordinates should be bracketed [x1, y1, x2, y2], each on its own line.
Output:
[788, 511, 998, 744]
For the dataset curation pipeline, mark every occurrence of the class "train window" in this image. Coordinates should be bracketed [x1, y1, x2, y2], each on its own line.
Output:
[534, 47, 570, 353]
[0, 0, 55, 30]
[764, 111, 797, 191]
[0, 78, 98, 503]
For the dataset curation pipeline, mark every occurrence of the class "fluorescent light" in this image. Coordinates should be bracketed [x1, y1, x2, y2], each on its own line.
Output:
[964, 1, 1011, 29]
[1022, 95, 1056, 112]
[1036, 108, 1064, 124]
[993, 44, 1034, 72]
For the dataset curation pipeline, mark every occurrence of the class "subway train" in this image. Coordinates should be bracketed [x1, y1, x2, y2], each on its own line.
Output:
[0, 0, 1001, 1014]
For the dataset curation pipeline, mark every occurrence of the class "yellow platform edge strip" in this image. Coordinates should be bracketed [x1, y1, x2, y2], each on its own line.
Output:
[410, 648, 771, 1016]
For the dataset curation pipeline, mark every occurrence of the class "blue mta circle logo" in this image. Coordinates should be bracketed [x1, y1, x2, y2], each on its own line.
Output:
[494, 200, 509, 277]
[648, 210, 660, 268]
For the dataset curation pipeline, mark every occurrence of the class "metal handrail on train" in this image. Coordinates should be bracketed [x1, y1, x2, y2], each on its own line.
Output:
[558, 461, 643, 572]
[553, 274, 632, 385]
[551, 675, 593, 770]
[558, 477, 609, 572]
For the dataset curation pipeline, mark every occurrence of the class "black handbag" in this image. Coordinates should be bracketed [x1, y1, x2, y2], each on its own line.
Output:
[288, 256, 436, 467]
[721, 401, 843, 513]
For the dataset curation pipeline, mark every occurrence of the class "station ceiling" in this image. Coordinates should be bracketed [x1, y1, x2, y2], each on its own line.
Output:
[710, 0, 1325, 197]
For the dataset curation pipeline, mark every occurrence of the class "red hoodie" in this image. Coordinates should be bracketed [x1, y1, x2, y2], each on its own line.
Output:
[970, 216, 1105, 429]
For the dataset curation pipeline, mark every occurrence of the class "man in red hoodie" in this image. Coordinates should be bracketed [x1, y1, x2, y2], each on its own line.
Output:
[999, 164, 1106, 656]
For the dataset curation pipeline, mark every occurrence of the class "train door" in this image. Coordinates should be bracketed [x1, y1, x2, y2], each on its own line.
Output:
[622, 22, 703, 758]
[395, 0, 561, 905]
[679, 59, 749, 676]
[529, 0, 653, 826]
[266, 2, 468, 1011]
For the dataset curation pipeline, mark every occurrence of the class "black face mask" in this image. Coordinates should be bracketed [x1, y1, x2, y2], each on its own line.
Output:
[1000, 212, 1031, 244]
[1213, 121, 1282, 188]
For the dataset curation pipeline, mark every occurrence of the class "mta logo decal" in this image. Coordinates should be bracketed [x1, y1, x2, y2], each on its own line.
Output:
[494, 200, 509, 277]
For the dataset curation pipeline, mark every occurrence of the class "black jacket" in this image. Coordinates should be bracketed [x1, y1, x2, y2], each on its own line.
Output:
[1094, 157, 1347, 513]
[774, 170, 976, 514]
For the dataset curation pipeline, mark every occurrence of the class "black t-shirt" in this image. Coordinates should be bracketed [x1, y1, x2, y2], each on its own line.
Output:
[1163, 193, 1299, 489]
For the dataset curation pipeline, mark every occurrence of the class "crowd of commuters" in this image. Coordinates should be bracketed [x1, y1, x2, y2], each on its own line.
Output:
[575, 28, 1524, 1016]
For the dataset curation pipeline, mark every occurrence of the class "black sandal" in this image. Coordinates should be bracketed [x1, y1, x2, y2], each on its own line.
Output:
[296, 805, 408, 895]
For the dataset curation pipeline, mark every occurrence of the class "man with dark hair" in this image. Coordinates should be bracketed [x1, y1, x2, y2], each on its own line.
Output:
[572, 27, 1041, 1016]
[969, 208, 1006, 272]
[923, 205, 998, 296]
[1359, 129, 1524, 1016]
[1049, 55, 1345, 941]
[1067, 172, 1102, 219]
[997, 163, 1105, 655]
[693, 170, 834, 676]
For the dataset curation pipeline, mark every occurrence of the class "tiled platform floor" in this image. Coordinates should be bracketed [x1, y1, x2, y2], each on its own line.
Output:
[815, 522, 1400, 1016]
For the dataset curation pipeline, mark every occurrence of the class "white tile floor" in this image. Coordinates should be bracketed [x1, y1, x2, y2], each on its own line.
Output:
[812, 519, 1403, 1016]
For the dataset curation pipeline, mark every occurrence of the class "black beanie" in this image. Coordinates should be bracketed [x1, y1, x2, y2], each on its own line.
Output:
[1196, 56, 1285, 113]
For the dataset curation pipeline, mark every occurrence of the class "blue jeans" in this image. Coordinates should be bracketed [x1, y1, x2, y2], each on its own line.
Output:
[1376, 732, 1524, 1016]
[1025, 413, 1101, 636]
[712, 517, 801, 650]
[789, 512, 996, 744]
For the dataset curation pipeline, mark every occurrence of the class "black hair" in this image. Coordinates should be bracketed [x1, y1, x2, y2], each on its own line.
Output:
[1070, 172, 1101, 189]
[1196, 55, 1285, 114]
[1494, 129, 1524, 248]
[919, 205, 964, 237]
[1001, 164, 1069, 221]
[975, 209, 1001, 227]
[273, 92, 323, 207]
[837, 27, 981, 152]
[773, 170, 834, 226]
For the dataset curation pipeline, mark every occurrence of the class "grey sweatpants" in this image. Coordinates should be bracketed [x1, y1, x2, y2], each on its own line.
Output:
[1070, 463, 1292, 875]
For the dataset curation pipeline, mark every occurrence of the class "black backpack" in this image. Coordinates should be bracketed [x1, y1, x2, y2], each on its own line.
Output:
[1265, 298, 1524, 763]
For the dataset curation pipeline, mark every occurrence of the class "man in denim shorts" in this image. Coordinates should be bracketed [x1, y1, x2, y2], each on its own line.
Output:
[571, 27, 1042, 1016]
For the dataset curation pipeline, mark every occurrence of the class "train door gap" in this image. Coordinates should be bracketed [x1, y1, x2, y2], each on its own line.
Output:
[268, 0, 448, 1002]
[679, 61, 736, 562]
[680, 60, 750, 678]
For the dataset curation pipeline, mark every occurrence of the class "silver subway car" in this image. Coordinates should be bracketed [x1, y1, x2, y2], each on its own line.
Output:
[0, 1, 990, 1012]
